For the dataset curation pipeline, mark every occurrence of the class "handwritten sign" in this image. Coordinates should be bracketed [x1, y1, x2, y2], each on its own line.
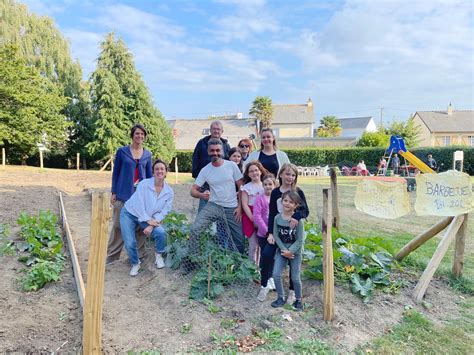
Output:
[415, 170, 473, 216]
[354, 178, 411, 219]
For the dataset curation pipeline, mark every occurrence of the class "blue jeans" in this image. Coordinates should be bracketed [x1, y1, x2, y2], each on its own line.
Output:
[273, 252, 302, 301]
[120, 208, 166, 265]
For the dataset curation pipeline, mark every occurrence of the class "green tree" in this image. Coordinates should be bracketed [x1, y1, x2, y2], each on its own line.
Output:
[87, 33, 175, 162]
[249, 96, 273, 131]
[357, 129, 390, 147]
[0, 44, 69, 162]
[317, 116, 342, 137]
[386, 117, 421, 148]
[0, 0, 92, 162]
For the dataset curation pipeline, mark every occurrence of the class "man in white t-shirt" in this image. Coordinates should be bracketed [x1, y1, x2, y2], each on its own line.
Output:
[189, 138, 244, 255]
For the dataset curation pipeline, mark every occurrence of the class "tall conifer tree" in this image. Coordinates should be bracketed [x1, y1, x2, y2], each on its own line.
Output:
[88, 33, 175, 162]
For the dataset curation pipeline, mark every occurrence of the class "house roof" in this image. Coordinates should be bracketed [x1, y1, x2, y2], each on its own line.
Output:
[415, 110, 474, 133]
[167, 118, 256, 150]
[338, 116, 373, 130]
[271, 101, 314, 124]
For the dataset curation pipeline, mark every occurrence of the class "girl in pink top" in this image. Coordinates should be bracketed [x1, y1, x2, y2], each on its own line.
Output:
[253, 174, 277, 267]
[241, 161, 267, 264]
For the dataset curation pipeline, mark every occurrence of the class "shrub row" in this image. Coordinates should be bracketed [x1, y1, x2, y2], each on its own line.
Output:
[170, 146, 474, 175]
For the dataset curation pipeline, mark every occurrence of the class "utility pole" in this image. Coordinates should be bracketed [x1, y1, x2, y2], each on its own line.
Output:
[380, 107, 384, 127]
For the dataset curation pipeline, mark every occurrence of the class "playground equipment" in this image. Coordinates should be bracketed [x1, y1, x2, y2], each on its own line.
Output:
[377, 135, 434, 191]
[386, 135, 435, 174]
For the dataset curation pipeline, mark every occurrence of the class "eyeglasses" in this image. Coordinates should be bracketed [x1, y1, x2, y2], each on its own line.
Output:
[239, 145, 250, 148]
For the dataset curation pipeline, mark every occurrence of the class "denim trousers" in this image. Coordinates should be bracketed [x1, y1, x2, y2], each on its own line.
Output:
[273, 252, 302, 301]
[120, 208, 166, 265]
[259, 241, 294, 291]
[190, 201, 244, 254]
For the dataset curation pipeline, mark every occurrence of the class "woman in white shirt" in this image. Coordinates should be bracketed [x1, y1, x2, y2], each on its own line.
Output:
[120, 159, 174, 276]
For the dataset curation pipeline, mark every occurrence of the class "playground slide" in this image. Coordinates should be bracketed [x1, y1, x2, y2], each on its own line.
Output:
[399, 150, 435, 174]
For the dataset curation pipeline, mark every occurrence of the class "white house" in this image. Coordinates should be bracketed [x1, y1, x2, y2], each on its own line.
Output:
[338, 116, 377, 138]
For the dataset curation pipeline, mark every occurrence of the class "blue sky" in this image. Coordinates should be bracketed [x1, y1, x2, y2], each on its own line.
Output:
[22, 0, 474, 124]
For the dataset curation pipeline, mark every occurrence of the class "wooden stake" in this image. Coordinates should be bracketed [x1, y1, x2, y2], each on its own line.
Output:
[99, 156, 112, 172]
[452, 214, 468, 277]
[207, 254, 212, 299]
[175, 156, 179, 184]
[59, 192, 86, 307]
[330, 168, 340, 231]
[76, 153, 80, 171]
[2, 147, 5, 167]
[39, 149, 44, 169]
[413, 215, 465, 301]
[394, 217, 453, 261]
[83, 192, 110, 354]
[322, 188, 335, 322]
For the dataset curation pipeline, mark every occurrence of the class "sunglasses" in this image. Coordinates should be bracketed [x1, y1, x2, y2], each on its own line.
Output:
[239, 144, 250, 148]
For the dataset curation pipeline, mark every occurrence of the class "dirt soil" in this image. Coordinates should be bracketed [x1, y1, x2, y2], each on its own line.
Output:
[0, 166, 471, 353]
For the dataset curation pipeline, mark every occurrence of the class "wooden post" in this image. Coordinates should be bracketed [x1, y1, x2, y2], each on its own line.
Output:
[83, 192, 111, 354]
[175, 156, 179, 184]
[2, 147, 5, 167]
[322, 188, 335, 322]
[59, 192, 86, 307]
[330, 168, 340, 231]
[394, 217, 453, 261]
[207, 255, 212, 299]
[76, 153, 80, 171]
[39, 149, 44, 169]
[452, 214, 468, 277]
[413, 215, 465, 301]
[99, 156, 112, 172]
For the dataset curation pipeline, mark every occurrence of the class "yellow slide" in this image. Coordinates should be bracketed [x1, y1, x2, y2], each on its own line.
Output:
[399, 150, 435, 174]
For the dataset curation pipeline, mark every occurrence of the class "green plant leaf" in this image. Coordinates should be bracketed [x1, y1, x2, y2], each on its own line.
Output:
[350, 274, 374, 303]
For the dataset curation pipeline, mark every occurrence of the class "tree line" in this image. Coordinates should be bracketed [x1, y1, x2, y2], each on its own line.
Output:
[0, 0, 174, 167]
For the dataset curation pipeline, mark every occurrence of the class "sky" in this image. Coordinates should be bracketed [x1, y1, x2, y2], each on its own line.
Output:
[21, 0, 474, 124]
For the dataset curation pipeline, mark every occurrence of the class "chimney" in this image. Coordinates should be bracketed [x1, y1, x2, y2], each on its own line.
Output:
[447, 102, 453, 115]
[307, 97, 313, 107]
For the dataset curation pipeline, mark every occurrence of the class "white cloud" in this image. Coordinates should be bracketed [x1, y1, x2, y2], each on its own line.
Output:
[62, 3, 281, 91]
[20, 0, 68, 16]
[210, 0, 280, 42]
[272, 0, 474, 116]
[96, 4, 185, 40]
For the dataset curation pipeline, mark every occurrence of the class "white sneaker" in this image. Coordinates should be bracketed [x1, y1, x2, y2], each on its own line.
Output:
[155, 253, 165, 269]
[267, 278, 276, 290]
[286, 290, 296, 305]
[129, 263, 141, 276]
[257, 286, 270, 302]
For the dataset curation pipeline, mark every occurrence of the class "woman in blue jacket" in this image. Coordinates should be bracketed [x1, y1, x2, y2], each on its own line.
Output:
[106, 124, 153, 264]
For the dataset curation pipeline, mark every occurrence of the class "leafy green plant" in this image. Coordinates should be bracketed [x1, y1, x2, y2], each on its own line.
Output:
[304, 224, 398, 302]
[17, 210, 63, 262]
[162, 211, 259, 300]
[0, 224, 15, 256]
[202, 298, 222, 314]
[16, 210, 64, 291]
[21, 256, 64, 291]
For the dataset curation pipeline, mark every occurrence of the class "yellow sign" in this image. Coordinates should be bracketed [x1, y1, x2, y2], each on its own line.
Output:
[415, 170, 473, 216]
[354, 178, 411, 219]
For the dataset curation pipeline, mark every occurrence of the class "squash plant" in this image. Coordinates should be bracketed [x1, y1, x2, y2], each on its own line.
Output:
[303, 224, 397, 303]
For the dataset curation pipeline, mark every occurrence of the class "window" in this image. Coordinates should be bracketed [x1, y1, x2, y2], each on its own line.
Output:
[468, 136, 474, 147]
[442, 136, 451, 146]
[202, 128, 209, 135]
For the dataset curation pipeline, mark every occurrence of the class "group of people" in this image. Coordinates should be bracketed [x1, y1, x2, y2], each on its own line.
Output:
[107, 121, 309, 311]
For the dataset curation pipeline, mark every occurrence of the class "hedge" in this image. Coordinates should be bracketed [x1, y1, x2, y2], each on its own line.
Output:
[170, 146, 474, 175]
